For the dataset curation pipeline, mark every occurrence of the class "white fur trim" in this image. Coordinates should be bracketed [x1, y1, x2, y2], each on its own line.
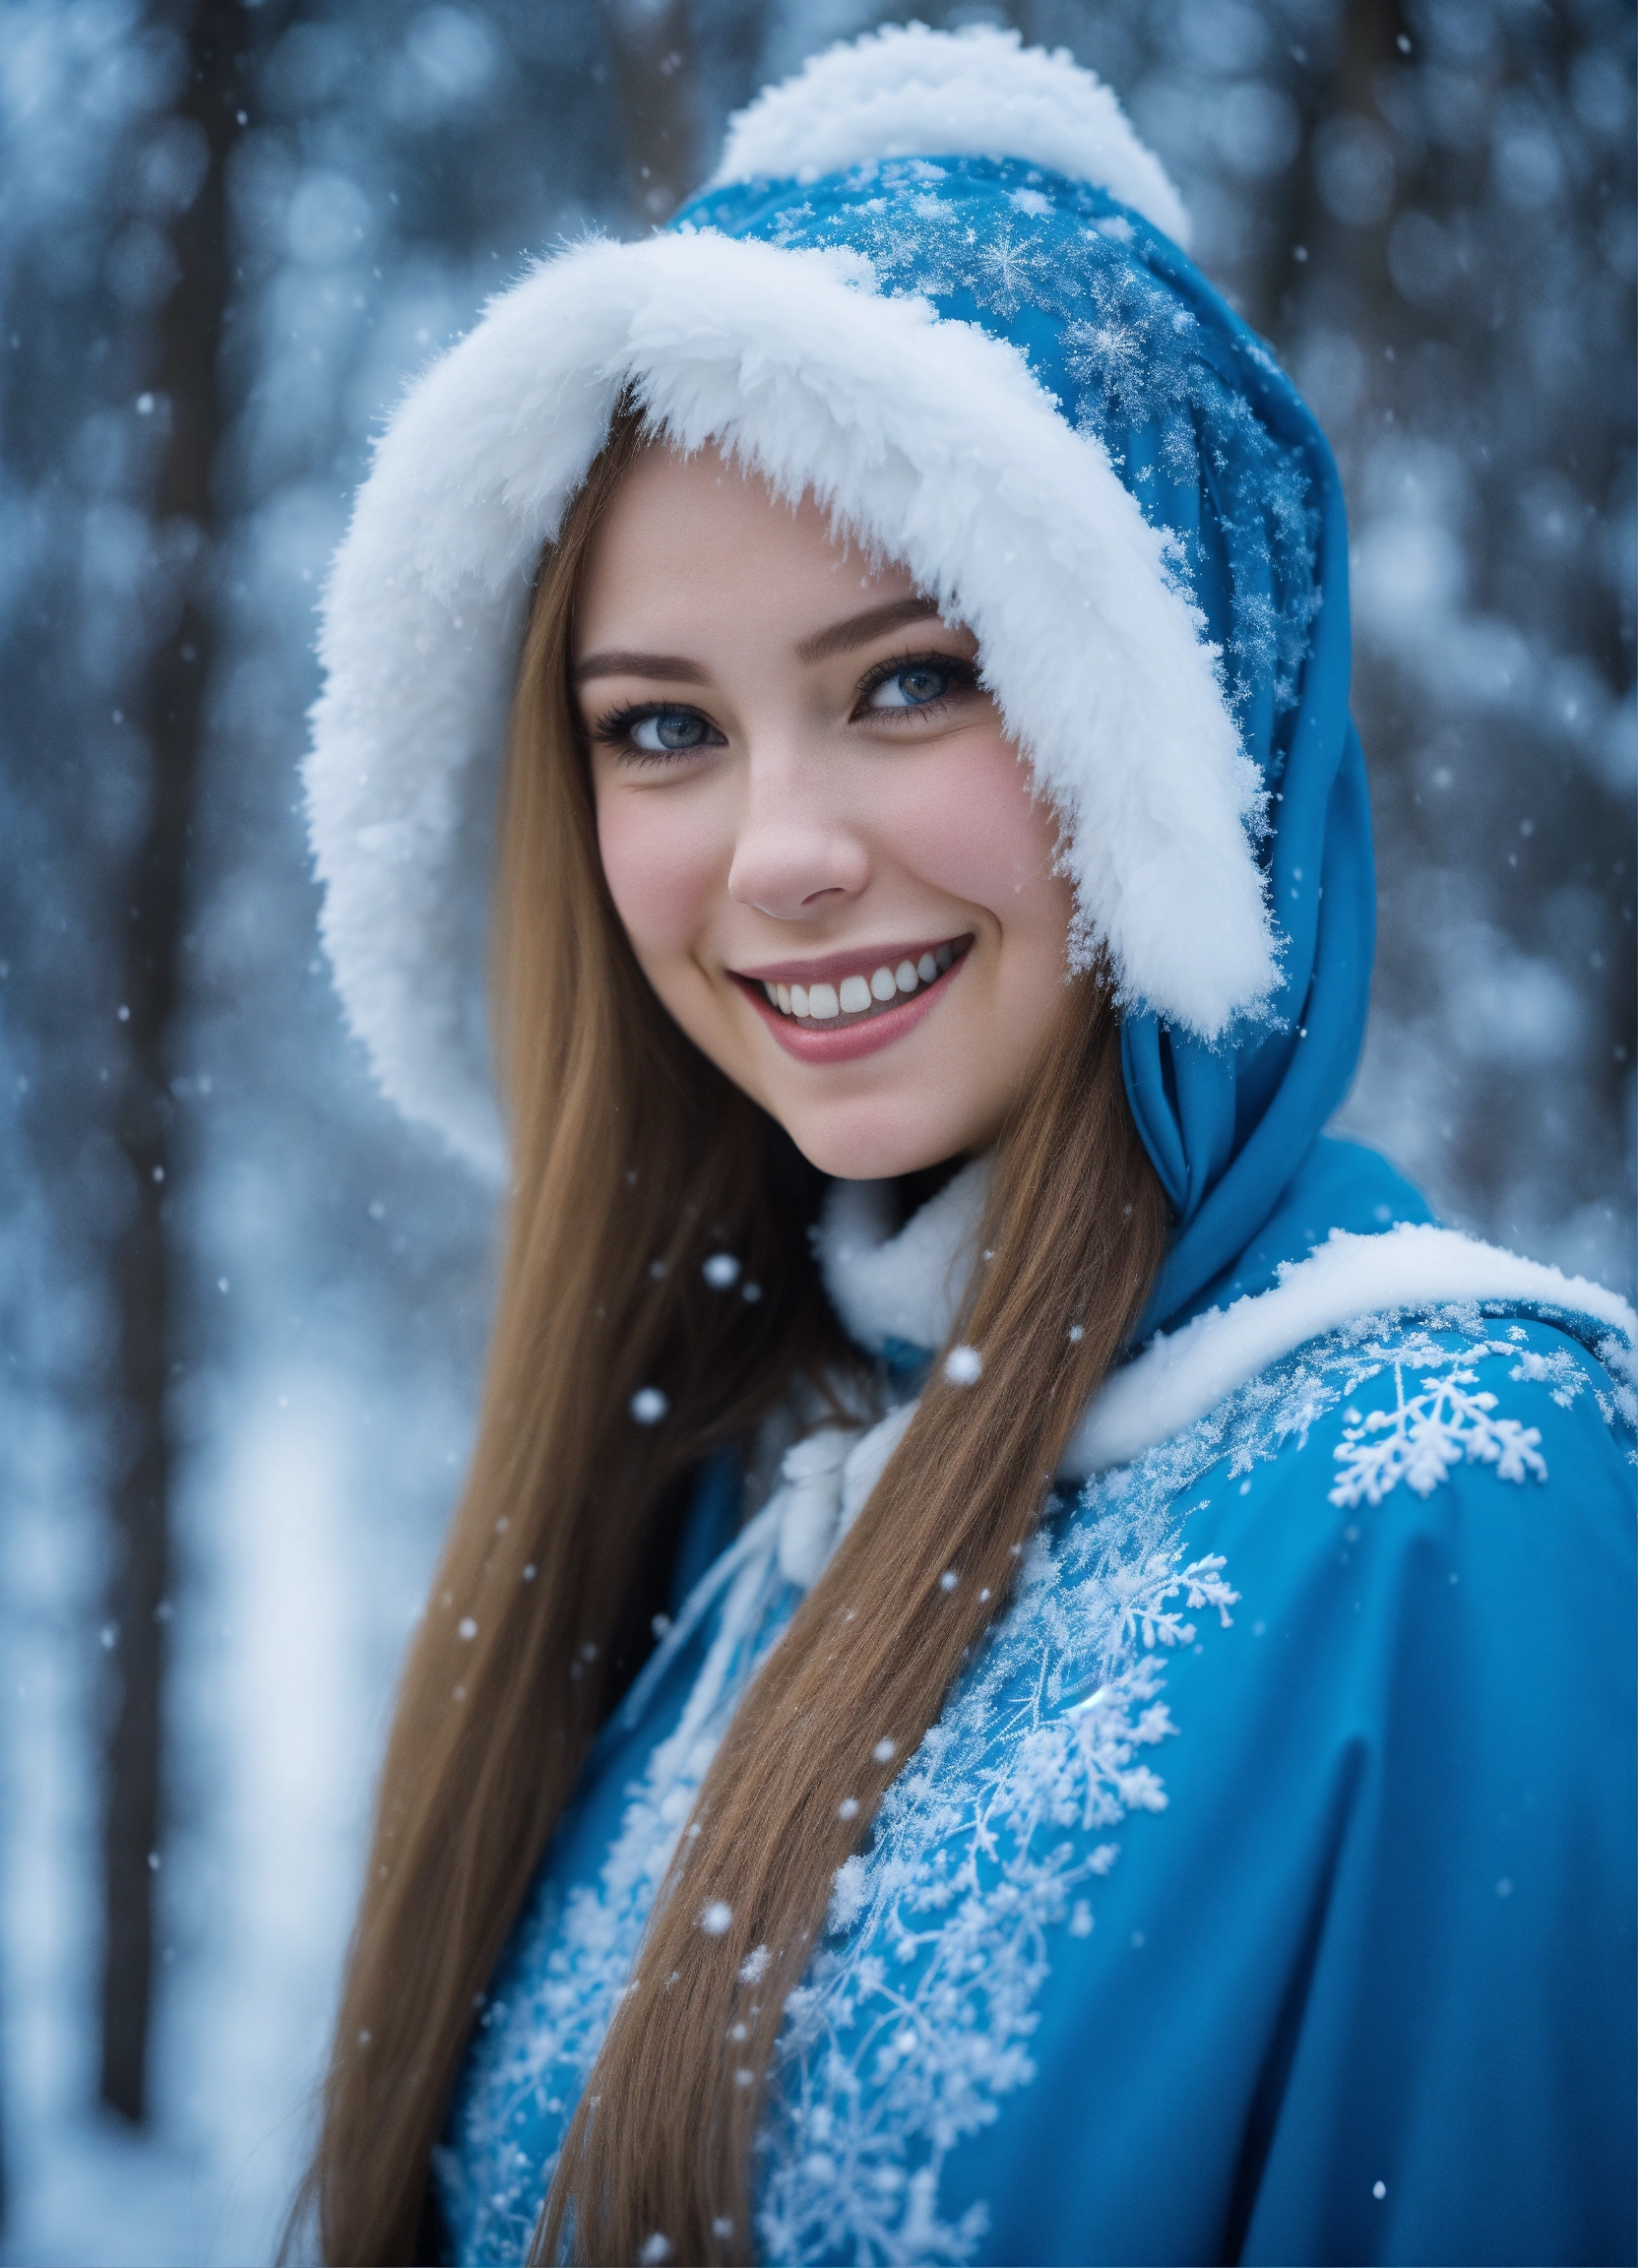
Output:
[710, 22, 1191, 249]
[309, 224, 1272, 1167]
[817, 1157, 991, 1355]
[1061, 1226, 1638, 1479]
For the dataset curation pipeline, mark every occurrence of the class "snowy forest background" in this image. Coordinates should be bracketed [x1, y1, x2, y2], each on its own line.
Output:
[0, 0, 1631, 2256]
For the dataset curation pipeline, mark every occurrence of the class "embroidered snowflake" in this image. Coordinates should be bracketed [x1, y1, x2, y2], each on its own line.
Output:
[1329, 1360, 1547, 1508]
[974, 224, 1033, 313]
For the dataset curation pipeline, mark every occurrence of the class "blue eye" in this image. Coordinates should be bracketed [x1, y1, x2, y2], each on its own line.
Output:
[629, 709, 711, 752]
[869, 663, 954, 711]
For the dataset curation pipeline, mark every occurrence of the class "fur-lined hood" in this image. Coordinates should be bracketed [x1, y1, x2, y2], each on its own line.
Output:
[305, 28, 1312, 1175]
[305, 24, 1370, 1334]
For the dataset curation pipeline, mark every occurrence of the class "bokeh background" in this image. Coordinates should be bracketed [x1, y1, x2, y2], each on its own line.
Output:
[0, 0, 1631, 2257]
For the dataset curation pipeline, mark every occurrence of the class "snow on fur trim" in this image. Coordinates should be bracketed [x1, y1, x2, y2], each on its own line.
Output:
[309, 226, 1274, 1168]
[1061, 1226, 1638, 1478]
[710, 21, 1191, 249]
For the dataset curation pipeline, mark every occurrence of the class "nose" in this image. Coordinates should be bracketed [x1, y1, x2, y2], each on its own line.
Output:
[726, 746, 871, 920]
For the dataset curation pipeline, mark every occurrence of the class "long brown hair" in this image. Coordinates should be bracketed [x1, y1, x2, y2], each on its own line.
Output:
[300, 411, 1168, 2263]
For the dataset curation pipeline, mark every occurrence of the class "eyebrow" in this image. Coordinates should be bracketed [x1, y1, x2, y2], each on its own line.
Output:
[794, 594, 946, 663]
[571, 649, 709, 686]
[571, 595, 947, 687]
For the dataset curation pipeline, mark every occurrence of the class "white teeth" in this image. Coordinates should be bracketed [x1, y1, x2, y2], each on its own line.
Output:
[770, 945, 961, 1020]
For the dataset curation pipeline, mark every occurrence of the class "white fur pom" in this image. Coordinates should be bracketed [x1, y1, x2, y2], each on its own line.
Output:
[711, 22, 1189, 248]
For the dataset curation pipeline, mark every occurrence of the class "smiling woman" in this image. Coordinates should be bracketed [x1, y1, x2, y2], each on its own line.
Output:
[576, 440, 1073, 1175]
[297, 25, 1634, 2268]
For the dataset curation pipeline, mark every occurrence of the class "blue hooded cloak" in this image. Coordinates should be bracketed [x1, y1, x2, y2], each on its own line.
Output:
[306, 29, 1635, 2267]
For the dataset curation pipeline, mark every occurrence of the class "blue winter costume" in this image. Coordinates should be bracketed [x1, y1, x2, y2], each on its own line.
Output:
[303, 28, 1636, 2266]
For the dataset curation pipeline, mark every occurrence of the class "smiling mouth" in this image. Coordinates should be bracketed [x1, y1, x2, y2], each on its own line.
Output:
[741, 938, 971, 1031]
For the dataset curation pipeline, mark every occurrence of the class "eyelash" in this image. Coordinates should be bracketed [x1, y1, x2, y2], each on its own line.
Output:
[590, 649, 981, 760]
[590, 703, 723, 762]
[850, 649, 980, 721]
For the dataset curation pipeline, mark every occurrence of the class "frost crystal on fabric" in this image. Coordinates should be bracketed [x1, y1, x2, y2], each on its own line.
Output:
[437, 1499, 803, 2256]
[1066, 1217, 1637, 1477]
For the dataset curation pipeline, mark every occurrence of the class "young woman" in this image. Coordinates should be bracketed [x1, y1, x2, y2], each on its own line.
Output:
[300, 27, 1634, 2267]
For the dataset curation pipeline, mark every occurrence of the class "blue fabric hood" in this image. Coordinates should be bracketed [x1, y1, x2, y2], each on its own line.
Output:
[674, 156, 1375, 1333]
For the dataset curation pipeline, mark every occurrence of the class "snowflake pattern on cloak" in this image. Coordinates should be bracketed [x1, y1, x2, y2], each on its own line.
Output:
[757, 1491, 1237, 2267]
[1330, 1360, 1548, 1505]
[441, 1311, 1616, 2264]
[754, 1312, 1610, 2264]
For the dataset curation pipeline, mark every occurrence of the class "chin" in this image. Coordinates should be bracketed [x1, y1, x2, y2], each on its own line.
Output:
[777, 1096, 985, 1183]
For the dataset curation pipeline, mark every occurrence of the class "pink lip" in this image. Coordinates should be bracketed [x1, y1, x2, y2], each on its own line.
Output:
[734, 938, 963, 987]
[734, 947, 969, 1065]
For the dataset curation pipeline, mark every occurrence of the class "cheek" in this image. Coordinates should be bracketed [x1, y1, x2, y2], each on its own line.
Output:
[885, 735, 1065, 934]
[595, 782, 724, 964]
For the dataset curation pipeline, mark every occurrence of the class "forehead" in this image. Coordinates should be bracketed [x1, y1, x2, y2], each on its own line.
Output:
[573, 439, 918, 654]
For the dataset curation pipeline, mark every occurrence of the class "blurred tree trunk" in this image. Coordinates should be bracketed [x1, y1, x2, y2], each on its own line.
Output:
[604, 0, 701, 222]
[1240, 0, 1411, 355]
[1294, 0, 1411, 315]
[99, 0, 276, 2125]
